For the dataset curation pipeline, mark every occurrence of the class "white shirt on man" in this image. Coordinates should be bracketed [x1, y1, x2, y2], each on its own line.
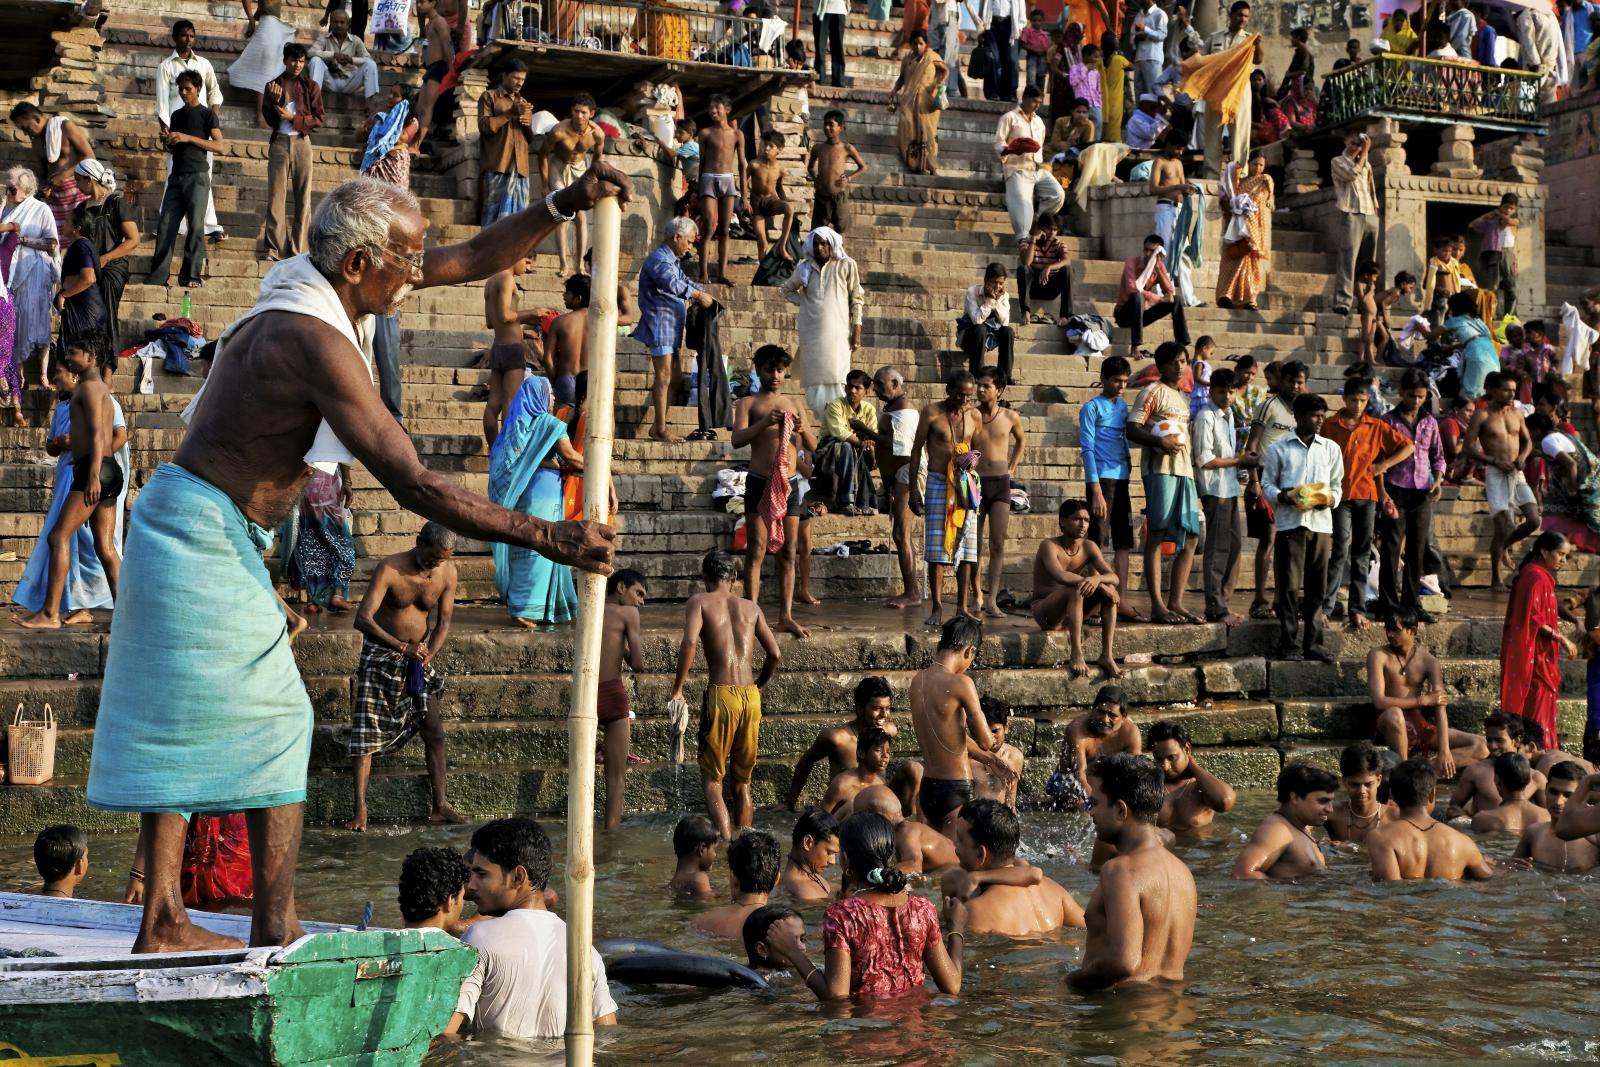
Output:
[1134, 4, 1168, 63]
[1261, 432, 1345, 534]
[964, 282, 1011, 326]
[1193, 402, 1240, 498]
[995, 108, 1047, 170]
[155, 51, 224, 123]
[455, 908, 618, 1040]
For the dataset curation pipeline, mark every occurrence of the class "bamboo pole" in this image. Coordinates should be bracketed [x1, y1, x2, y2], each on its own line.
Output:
[565, 196, 621, 1067]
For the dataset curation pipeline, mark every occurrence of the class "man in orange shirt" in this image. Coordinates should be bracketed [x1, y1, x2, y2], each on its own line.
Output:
[1320, 375, 1413, 629]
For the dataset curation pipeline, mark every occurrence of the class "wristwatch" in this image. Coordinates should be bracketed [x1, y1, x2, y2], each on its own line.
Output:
[544, 191, 575, 223]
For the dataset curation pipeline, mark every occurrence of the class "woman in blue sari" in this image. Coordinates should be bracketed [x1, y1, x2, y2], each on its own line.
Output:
[490, 374, 584, 626]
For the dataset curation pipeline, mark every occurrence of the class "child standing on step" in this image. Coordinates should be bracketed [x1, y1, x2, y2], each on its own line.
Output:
[807, 110, 868, 236]
[598, 569, 647, 832]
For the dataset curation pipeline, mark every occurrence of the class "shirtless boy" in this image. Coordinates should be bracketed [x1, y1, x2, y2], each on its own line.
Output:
[1031, 498, 1121, 678]
[1554, 768, 1600, 858]
[1147, 720, 1237, 831]
[1370, 610, 1487, 773]
[18, 337, 122, 630]
[785, 675, 904, 808]
[1373, 271, 1417, 358]
[344, 523, 461, 831]
[544, 276, 636, 413]
[669, 814, 720, 899]
[670, 550, 782, 839]
[538, 93, 606, 277]
[692, 829, 780, 941]
[1232, 763, 1337, 880]
[909, 616, 1013, 834]
[909, 371, 980, 628]
[1354, 261, 1382, 367]
[853, 367, 920, 608]
[1068, 753, 1196, 990]
[413, 0, 454, 150]
[598, 569, 646, 831]
[696, 95, 745, 286]
[1514, 761, 1598, 872]
[971, 367, 1026, 619]
[1448, 714, 1545, 818]
[745, 130, 796, 262]
[1327, 741, 1397, 844]
[944, 799, 1084, 937]
[1368, 759, 1495, 881]
[1050, 684, 1141, 811]
[481, 256, 536, 446]
[821, 728, 893, 816]
[806, 110, 867, 235]
[732, 344, 817, 639]
[973, 697, 1025, 807]
[854, 784, 959, 873]
[777, 806, 839, 903]
[1464, 371, 1540, 588]
[1470, 752, 1549, 835]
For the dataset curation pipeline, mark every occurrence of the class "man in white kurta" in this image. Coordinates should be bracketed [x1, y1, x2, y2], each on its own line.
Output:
[780, 227, 865, 417]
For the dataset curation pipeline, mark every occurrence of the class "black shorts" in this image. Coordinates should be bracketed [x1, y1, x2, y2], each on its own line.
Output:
[1088, 478, 1133, 551]
[980, 474, 1011, 509]
[744, 472, 803, 520]
[424, 59, 449, 83]
[918, 777, 973, 832]
[487, 341, 528, 373]
[71, 456, 124, 500]
[812, 191, 850, 233]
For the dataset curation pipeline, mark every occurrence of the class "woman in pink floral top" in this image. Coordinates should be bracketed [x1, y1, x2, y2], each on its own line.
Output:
[767, 811, 965, 1000]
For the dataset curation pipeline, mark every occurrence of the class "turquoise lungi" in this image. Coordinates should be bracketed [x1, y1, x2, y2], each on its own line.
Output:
[1143, 472, 1202, 550]
[87, 464, 313, 813]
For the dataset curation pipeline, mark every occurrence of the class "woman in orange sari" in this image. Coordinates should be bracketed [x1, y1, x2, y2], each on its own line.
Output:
[890, 31, 949, 174]
[1216, 152, 1273, 310]
[1502, 531, 1577, 749]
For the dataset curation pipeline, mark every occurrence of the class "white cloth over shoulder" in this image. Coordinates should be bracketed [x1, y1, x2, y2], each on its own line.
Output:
[1561, 302, 1597, 376]
[1218, 160, 1256, 244]
[43, 116, 66, 163]
[182, 255, 376, 474]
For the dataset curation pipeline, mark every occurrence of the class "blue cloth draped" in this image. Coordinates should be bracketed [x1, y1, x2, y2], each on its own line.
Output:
[489, 375, 577, 624]
[1446, 315, 1499, 399]
[88, 464, 313, 813]
[362, 100, 411, 173]
[12, 398, 129, 613]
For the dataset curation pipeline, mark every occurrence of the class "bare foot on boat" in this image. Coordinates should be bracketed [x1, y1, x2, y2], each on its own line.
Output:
[133, 921, 246, 954]
[430, 803, 468, 825]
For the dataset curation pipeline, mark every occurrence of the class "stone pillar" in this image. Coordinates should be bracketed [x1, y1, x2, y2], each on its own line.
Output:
[451, 69, 490, 202]
[1431, 123, 1481, 179]
[1481, 134, 1545, 183]
[1284, 147, 1321, 195]
[1194, 0, 1221, 38]
[1368, 117, 1409, 180]
[34, 22, 112, 128]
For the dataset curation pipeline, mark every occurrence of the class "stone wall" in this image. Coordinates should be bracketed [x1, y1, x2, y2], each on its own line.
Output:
[1541, 89, 1600, 248]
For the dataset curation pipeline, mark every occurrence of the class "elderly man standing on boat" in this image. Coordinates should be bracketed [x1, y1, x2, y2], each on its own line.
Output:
[86, 167, 625, 954]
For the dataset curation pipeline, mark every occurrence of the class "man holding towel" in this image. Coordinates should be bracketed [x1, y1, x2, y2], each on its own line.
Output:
[87, 166, 625, 955]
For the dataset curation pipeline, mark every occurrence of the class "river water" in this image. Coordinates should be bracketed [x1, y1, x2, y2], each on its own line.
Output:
[5, 792, 1600, 1064]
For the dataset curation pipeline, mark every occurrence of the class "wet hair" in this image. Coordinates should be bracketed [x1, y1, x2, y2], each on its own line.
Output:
[857, 726, 894, 758]
[1483, 712, 1513, 738]
[743, 904, 800, 968]
[837, 811, 909, 892]
[1292, 393, 1328, 417]
[398, 847, 470, 922]
[1101, 355, 1131, 379]
[172, 18, 197, 36]
[1387, 758, 1436, 809]
[606, 568, 647, 595]
[752, 343, 792, 371]
[1399, 368, 1430, 393]
[1094, 684, 1127, 710]
[1340, 740, 1384, 777]
[1147, 720, 1190, 748]
[938, 614, 983, 653]
[1090, 753, 1165, 822]
[846, 368, 872, 390]
[1209, 367, 1237, 393]
[762, 130, 786, 150]
[564, 273, 592, 307]
[417, 521, 457, 553]
[792, 806, 840, 846]
[960, 798, 1021, 860]
[1550, 760, 1586, 785]
[701, 548, 739, 585]
[33, 824, 86, 883]
[728, 829, 781, 894]
[175, 70, 204, 90]
[1384, 609, 1418, 633]
[673, 813, 719, 857]
[9, 102, 41, 122]
[1493, 752, 1532, 793]
[1058, 497, 1090, 523]
[469, 817, 552, 890]
[1277, 762, 1339, 803]
[853, 675, 893, 708]
[1279, 359, 1309, 383]
[1153, 341, 1186, 368]
[1520, 718, 1546, 749]
[981, 695, 1012, 728]
[823, 108, 846, 126]
[283, 42, 309, 62]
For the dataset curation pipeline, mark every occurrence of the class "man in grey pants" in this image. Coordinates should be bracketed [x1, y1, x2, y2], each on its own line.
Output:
[1330, 131, 1378, 317]
[1193, 368, 1253, 623]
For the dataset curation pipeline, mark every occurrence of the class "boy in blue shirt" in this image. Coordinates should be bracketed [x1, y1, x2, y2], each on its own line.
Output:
[1080, 355, 1139, 620]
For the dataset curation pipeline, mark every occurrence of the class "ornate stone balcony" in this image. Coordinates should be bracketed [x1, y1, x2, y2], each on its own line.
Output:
[1317, 53, 1546, 135]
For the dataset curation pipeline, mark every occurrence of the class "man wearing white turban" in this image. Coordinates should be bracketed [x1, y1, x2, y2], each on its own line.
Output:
[780, 226, 865, 418]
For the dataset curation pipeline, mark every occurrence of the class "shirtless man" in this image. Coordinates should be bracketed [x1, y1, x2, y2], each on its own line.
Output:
[1368, 759, 1495, 881]
[909, 371, 980, 628]
[853, 367, 920, 608]
[1514, 761, 1598, 872]
[1464, 371, 1540, 588]
[1448, 714, 1546, 818]
[413, 0, 454, 152]
[854, 784, 959, 874]
[1554, 769, 1600, 858]
[1354, 262, 1382, 366]
[346, 523, 461, 832]
[696, 95, 745, 286]
[943, 799, 1084, 937]
[670, 549, 782, 840]
[1148, 134, 1197, 290]
[820, 728, 893, 816]
[1050, 685, 1141, 811]
[1369, 611, 1487, 773]
[745, 130, 795, 262]
[542, 275, 637, 414]
[910, 616, 1013, 835]
[1372, 271, 1417, 359]
[692, 828, 780, 942]
[481, 257, 538, 446]
[1470, 752, 1549, 835]
[1232, 763, 1337, 881]
[1031, 499, 1121, 678]
[776, 807, 839, 903]
[1326, 741, 1397, 844]
[786, 676, 895, 808]
[806, 109, 867, 236]
[1147, 720, 1237, 832]
[538, 94, 606, 277]
[972, 697, 1025, 808]
[598, 569, 646, 831]
[18, 337, 122, 630]
[1068, 753, 1196, 991]
[732, 344, 817, 639]
[971, 367, 1026, 619]
[8, 102, 94, 238]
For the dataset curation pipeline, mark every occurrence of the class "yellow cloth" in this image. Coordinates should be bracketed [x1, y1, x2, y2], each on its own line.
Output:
[821, 397, 878, 441]
[1101, 54, 1129, 140]
[1179, 33, 1260, 127]
[1382, 22, 1417, 54]
[944, 443, 974, 559]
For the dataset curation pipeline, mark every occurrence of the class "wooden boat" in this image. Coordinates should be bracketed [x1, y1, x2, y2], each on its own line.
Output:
[0, 892, 475, 1066]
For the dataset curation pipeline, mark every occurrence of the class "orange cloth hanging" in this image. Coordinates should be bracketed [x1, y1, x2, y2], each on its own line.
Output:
[1179, 33, 1260, 126]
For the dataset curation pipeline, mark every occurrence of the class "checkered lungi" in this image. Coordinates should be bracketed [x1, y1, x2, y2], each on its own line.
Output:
[347, 637, 446, 757]
[923, 471, 978, 565]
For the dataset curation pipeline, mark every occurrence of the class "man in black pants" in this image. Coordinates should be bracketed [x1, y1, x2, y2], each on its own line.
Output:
[959, 262, 1015, 385]
[1377, 368, 1444, 622]
[1017, 211, 1072, 329]
[813, 0, 847, 88]
[1114, 234, 1188, 349]
[145, 70, 222, 289]
[1260, 393, 1344, 662]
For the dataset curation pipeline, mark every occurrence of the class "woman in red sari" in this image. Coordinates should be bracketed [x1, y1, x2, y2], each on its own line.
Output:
[1502, 532, 1578, 748]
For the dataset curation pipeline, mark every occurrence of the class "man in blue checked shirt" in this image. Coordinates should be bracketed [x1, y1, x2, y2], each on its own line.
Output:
[633, 216, 714, 444]
[1080, 354, 1140, 620]
[1261, 393, 1344, 662]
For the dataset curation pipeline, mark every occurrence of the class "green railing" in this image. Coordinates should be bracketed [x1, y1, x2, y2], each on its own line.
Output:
[1317, 54, 1544, 133]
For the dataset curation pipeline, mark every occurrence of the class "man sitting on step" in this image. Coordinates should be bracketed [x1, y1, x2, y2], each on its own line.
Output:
[309, 9, 381, 114]
[1369, 610, 1487, 774]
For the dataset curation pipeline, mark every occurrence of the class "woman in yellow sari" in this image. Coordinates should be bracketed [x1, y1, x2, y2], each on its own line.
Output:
[889, 30, 948, 175]
[1216, 152, 1274, 310]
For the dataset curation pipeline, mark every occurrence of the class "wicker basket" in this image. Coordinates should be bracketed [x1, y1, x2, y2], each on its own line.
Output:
[7, 703, 56, 786]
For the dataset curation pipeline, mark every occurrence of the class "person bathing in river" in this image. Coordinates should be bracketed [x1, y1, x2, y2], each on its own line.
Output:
[1370, 610, 1488, 773]
[786, 675, 900, 809]
[1470, 753, 1550, 835]
[854, 784, 958, 874]
[1031, 498, 1122, 678]
[943, 799, 1083, 937]
[1513, 761, 1598, 872]
[398, 846, 472, 935]
[693, 829, 781, 942]
[1049, 685, 1141, 811]
[1232, 763, 1337, 880]
[909, 616, 1016, 834]
[669, 814, 720, 900]
[822, 728, 895, 817]
[1148, 720, 1237, 831]
[972, 697, 1025, 807]
[598, 568, 647, 832]
[777, 807, 840, 904]
[1326, 741, 1396, 844]
[1448, 714, 1547, 819]
[1368, 760, 1495, 882]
